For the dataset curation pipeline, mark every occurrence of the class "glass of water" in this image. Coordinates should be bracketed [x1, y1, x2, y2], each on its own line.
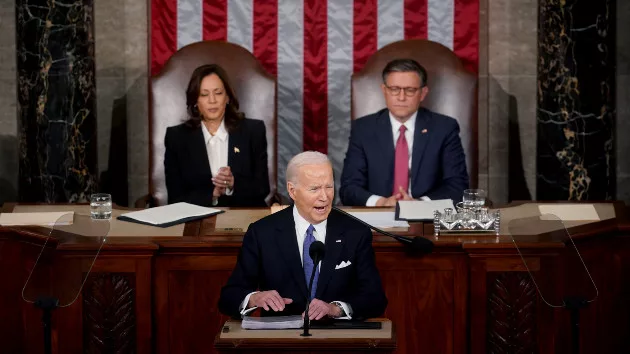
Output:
[90, 193, 112, 220]
[463, 189, 486, 210]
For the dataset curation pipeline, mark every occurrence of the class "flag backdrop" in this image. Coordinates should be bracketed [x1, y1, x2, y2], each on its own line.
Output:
[150, 0, 478, 196]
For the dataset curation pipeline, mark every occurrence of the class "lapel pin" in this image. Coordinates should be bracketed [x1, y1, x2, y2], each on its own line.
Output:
[336, 240, 342, 243]
[234, 147, 240, 153]
[421, 129, 428, 134]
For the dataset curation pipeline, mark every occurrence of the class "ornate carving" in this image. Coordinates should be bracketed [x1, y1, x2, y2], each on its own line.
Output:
[83, 273, 136, 353]
[487, 272, 537, 354]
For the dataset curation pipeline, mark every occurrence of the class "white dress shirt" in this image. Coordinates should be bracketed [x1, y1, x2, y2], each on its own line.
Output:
[366, 111, 430, 206]
[239, 206, 352, 319]
[201, 121, 232, 202]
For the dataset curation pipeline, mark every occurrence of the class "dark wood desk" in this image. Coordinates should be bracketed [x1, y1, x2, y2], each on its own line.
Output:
[0, 202, 628, 354]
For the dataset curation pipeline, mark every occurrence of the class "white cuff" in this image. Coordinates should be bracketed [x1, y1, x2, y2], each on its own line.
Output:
[420, 196, 431, 201]
[225, 187, 234, 196]
[331, 301, 353, 320]
[366, 195, 382, 207]
[239, 291, 259, 316]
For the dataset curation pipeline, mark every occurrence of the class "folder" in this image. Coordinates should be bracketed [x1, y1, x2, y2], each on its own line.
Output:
[117, 202, 223, 227]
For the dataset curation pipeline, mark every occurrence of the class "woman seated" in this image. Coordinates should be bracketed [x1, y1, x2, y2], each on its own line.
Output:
[164, 64, 270, 207]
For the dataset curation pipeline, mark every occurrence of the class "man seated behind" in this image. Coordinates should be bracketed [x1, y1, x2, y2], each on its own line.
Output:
[340, 58, 469, 207]
[218, 151, 387, 320]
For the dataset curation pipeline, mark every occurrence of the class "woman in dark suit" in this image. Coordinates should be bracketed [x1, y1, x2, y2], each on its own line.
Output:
[164, 64, 270, 207]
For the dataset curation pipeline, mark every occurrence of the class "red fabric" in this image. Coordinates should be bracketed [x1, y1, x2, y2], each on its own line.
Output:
[404, 0, 428, 39]
[150, 0, 177, 75]
[454, 0, 479, 73]
[253, 0, 278, 76]
[393, 126, 409, 195]
[303, 0, 328, 153]
[353, 0, 377, 74]
[203, 0, 227, 41]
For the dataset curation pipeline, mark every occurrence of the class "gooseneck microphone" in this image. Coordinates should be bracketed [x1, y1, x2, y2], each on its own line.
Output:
[332, 206, 434, 254]
[301, 241, 325, 337]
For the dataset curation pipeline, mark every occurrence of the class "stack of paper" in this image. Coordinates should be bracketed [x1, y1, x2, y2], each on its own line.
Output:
[396, 199, 456, 221]
[0, 212, 74, 226]
[241, 315, 303, 330]
[346, 211, 409, 228]
[117, 202, 223, 227]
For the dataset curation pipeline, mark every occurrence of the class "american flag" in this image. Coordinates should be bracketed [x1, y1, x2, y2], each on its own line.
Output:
[150, 0, 478, 195]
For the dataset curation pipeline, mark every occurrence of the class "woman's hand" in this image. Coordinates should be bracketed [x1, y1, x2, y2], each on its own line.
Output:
[212, 166, 234, 189]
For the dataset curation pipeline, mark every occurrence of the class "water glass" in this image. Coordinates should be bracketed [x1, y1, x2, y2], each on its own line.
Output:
[463, 189, 486, 209]
[90, 193, 112, 220]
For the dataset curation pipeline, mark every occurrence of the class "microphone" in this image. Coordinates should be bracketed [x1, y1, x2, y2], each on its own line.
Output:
[301, 241, 325, 337]
[332, 206, 434, 253]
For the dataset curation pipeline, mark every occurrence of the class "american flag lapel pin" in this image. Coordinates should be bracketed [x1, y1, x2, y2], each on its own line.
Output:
[234, 147, 240, 153]
[421, 129, 428, 134]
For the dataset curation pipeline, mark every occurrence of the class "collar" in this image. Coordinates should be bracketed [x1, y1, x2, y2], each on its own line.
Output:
[389, 110, 417, 135]
[201, 119, 228, 144]
[293, 205, 327, 241]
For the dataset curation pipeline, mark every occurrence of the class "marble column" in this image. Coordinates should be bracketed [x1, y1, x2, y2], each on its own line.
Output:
[16, 0, 97, 202]
[537, 0, 616, 200]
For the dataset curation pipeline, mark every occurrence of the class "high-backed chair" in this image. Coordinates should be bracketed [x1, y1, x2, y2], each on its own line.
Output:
[351, 39, 477, 188]
[148, 41, 277, 207]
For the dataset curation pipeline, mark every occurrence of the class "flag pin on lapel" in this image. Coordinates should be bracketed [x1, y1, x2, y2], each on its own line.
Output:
[421, 129, 428, 134]
[234, 147, 240, 153]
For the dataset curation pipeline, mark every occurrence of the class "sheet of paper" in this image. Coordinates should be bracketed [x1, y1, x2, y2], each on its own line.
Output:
[347, 211, 409, 228]
[241, 315, 303, 330]
[118, 202, 221, 225]
[538, 204, 600, 221]
[397, 199, 456, 220]
[0, 212, 74, 226]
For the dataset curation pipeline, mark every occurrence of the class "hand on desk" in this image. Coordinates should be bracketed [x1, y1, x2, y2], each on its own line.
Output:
[248, 290, 293, 312]
[397, 187, 414, 201]
[375, 194, 401, 207]
[303, 298, 343, 320]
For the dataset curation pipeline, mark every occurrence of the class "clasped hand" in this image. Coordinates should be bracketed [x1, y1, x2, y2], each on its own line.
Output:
[248, 290, 342, 320]
[212, 166, 234, 197]
[376, 186, 414, 206]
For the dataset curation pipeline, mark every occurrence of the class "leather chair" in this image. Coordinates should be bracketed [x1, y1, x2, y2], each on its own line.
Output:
[145, 41, 277, 207]
[351, 39, 478, 188]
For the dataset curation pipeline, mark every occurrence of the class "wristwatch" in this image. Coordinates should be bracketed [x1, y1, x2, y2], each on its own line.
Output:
[331, 302, 344, 318]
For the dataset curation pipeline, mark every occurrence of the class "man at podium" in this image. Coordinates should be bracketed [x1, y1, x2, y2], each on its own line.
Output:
[218, 151, 387, 321]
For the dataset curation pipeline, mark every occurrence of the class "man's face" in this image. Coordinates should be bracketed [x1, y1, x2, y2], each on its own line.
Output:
[287, 163, 335, 225]
[381, 71, 429, 122]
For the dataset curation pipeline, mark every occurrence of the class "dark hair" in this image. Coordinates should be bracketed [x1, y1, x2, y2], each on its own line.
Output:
[185, 64, 245, 132]
[382, 59, 428, 87]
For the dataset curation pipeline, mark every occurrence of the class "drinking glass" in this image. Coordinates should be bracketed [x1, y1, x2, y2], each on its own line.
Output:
[463, 189, 486, 209]
[90, 193, 112, 220]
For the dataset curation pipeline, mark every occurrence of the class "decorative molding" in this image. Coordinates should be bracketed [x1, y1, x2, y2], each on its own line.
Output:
[487, 272, 537, 353]
[83, 273, 136, 353]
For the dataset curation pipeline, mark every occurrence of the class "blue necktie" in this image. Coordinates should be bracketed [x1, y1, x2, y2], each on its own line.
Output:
[303, 225, 319, 300]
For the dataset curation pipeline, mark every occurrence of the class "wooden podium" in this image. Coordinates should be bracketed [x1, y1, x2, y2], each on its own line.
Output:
[214, 319, 396, 353]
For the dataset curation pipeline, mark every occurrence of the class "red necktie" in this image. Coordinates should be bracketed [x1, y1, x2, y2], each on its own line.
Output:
[393, 125, 409, 195]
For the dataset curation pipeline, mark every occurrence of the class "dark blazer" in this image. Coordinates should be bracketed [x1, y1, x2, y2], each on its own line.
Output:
[339, 107, 469, 206]
[218, 206, 388, 320]
[164, 118, 270, 207]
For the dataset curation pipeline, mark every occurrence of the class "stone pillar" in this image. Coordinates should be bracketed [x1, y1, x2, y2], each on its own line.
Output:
[537, 0, 616, 200]
[16, 0, 97, 202]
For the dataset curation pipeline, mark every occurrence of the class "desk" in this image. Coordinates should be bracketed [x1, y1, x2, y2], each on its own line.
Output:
[1, 202, 629, 354]
[214, 319, 395, 353]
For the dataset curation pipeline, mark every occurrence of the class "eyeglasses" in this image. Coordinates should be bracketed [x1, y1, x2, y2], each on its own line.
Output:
[384, 85, 422, 97]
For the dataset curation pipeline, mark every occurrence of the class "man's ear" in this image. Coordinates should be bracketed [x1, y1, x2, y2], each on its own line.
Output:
[419, 86, 429, 102]
[287, 182, 296, 200]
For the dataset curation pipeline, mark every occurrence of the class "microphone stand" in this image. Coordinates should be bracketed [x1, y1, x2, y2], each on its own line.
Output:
[35, 296, 59, 354]
[301, 256, 322, 337]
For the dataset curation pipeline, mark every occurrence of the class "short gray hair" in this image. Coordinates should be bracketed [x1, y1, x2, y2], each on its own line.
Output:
[286, 151, 331, 184]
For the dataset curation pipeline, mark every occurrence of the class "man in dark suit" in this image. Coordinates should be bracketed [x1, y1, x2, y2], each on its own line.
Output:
[218, 151, 387, 320]
[340, 59, 469, 206]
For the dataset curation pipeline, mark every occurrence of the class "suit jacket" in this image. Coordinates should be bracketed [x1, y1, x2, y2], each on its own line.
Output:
[164, 118, 270, 207]
[218, 206, 388, 320]
[339, 107, 469, 206]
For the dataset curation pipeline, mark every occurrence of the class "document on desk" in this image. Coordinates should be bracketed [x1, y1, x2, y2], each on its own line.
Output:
[538, 204, 600, 221]
[396, 199, 456, 221]
[0, 212, 74, 226]
[241, 315, 303, 330]
[346, 211, 409, 228]
[117, 202, 223, 228]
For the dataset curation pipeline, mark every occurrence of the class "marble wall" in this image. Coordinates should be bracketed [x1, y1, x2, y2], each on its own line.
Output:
[0, 0, 628, 205]
[537, 0, 616, 200]
[15, 0, 98, 203]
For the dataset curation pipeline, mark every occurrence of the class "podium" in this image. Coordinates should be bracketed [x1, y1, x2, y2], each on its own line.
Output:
[214, 319, 396, 353]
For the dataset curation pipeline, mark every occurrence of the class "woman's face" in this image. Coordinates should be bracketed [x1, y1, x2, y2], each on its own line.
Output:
[197, 73, 229, 122]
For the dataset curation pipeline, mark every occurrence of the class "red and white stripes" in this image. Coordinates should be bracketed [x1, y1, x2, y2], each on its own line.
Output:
[150, 0, 478, 193]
